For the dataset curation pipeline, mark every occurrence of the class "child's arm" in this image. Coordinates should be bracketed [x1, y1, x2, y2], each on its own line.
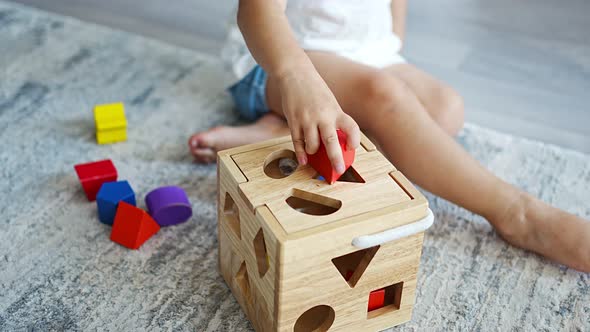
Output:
[237, 0, 360, 173]
[391, 0, 407, 44]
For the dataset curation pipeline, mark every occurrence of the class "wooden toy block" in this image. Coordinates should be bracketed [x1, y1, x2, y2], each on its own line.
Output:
[368, 288, 385, 312]
[110, 201, 160, 249]
[307, 129, 355, 184]
[145, 186, 192, 226]
[96, 129, 127, 145]
[96, 180, 136, 225]
[217, 132, 433, 332]
[94, 102, 127, 144]
[74, 159, 118, 201]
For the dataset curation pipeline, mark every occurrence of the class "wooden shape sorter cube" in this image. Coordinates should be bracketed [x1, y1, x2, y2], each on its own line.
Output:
[217, 133, 432, 332]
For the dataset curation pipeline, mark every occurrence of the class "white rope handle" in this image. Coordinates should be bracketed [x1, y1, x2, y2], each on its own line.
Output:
[351, 208, 434, 249]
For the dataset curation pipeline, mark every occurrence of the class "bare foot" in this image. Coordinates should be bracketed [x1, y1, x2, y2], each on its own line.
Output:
[492, 192, 590, 272]
[188, 113, 290, 163]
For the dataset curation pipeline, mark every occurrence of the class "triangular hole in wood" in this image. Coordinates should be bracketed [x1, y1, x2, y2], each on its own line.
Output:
[313, 166, 364, 183]
[331, 245, 380, 288]
[337, 166, 365, 183]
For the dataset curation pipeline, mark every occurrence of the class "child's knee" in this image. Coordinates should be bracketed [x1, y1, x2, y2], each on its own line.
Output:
[360, 72, 412, 114]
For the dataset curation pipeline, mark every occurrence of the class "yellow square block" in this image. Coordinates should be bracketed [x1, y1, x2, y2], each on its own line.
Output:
[94, 102, 127, 131]
[96, 128, 127, 144]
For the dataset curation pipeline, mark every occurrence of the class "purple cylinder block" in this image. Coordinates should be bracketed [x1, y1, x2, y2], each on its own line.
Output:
[145, 186, 192, 226]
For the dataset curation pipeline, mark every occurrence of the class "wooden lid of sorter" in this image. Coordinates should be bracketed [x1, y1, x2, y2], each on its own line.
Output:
[218, 133, 429, 240]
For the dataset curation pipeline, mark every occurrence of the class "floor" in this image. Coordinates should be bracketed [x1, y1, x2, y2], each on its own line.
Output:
[10, 0, 590, 153]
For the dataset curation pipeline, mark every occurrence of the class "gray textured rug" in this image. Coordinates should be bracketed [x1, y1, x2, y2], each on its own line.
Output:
[0, 2, 588, 331]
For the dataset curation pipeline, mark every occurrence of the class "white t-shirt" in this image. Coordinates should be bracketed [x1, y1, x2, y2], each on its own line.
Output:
[221, 0, 404, 83]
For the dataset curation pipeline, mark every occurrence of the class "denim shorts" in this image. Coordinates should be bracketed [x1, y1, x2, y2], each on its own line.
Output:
[227, 65, 270, 122]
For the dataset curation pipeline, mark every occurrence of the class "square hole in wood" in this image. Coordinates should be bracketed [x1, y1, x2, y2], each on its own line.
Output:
[367, 281, 403, 318]
[223, 192, 241, 239]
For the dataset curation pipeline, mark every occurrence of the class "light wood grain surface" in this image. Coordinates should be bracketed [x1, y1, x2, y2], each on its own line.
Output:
[217, 132, 430, 331]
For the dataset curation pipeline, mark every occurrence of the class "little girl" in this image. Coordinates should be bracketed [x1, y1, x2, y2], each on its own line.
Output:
[189, 0, 590, 272]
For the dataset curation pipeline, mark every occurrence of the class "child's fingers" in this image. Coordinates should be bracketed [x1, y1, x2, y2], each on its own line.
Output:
[304, 126, 320, 155]
[339, 115, 361, 151]
[320, 124, 345, 174]
[290, 126, 308, 165]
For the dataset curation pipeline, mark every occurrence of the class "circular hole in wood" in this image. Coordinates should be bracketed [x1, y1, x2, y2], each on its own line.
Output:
[294, 305, 335, 332]
[263, 149, 298, 179]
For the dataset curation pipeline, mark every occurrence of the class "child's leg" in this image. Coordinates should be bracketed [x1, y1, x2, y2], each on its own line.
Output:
[188, 113, 289, 163]
[187, 63, 461, 163]
[386, 63, 465, 136]
[265, 51, 590, 272]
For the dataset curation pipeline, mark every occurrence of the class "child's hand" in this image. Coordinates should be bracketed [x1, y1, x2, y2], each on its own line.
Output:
[275, 67, 360, 174]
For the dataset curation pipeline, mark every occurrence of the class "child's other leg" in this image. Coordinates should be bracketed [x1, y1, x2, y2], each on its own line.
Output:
[188, 113, 289, 163]
[385, 63, 590, 270]
[386, 63, 465, 136]
[267, 51, 590, 272]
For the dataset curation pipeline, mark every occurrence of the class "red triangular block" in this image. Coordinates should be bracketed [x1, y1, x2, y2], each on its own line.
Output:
[307, 129, 355, 184]
[110, 201, 160, 249]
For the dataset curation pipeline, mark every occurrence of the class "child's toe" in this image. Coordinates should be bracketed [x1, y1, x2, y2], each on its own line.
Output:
[194, 147, 216, 160]
[188, 134, 201, 151]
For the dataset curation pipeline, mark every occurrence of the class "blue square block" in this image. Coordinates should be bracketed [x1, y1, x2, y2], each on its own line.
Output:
[96, 180, 136, 225]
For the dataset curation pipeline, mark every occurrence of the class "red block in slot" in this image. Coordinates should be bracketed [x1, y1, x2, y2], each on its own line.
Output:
[306, 129, 355, 184]
[368, 288, 386, 312]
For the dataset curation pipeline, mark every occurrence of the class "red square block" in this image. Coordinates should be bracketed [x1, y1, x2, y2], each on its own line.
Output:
[74, 159, 117, 201]
[368, 288, 386, 312]
[307, 129, 355, 184]
[110, 201, 160, 250]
